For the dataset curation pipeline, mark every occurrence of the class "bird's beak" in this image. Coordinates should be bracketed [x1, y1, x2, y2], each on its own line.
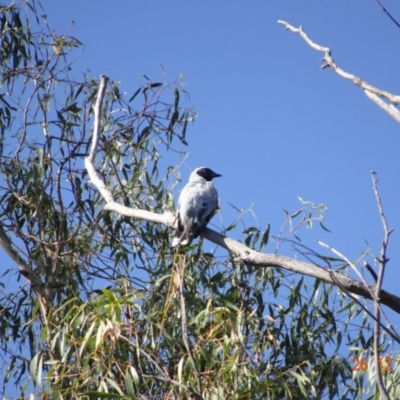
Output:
[212, 172, 222, 178]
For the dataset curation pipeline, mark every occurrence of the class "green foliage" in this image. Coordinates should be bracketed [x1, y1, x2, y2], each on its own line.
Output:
[0, 2, 398, 400]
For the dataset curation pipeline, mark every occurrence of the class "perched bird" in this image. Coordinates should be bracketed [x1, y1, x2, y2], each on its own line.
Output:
[172, 167, 222, 246]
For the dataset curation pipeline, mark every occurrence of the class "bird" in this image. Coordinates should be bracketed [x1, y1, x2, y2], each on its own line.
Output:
[172, 167, 222, 246]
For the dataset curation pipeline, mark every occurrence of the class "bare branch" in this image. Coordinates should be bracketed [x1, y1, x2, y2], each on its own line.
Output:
[112, 196, 400, 315]
[201, 228, 400, 314]
[278, 20, 400, 123]
[370, 171, 393, 311]
[104, 202, 175, 225]
[364, 90, 400, 123]
[88, 75, 109, 163]
[85, 155, 114, 203]
[95, 188, 400, 314]
[371, 171, 394, 398]
[328, 269, 400, 343]
[371, 171, 393, 257]
[318, 239, 400, 344]
[317, 240, 375, 299]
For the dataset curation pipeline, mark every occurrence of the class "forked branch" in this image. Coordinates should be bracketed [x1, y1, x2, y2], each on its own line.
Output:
[278, 20, 400, 123]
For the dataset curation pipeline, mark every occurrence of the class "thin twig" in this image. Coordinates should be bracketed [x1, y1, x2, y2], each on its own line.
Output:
[364, 261, 378, 282]
[317, 240, 376, 301]
[371, 172, 393, 258]
[318, 238, 400, 341]
[328, 270, 400, 344]
[317, 173, 399, 341]
[376, 0, 400, 30]
[371, 171, 393, 400]
[371, 171, 393, 303]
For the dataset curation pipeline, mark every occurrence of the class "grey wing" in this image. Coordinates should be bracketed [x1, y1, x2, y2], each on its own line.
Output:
[192, 195, 219, 239]
[172, 184, 195, 246]
[175, 183, 193, 230]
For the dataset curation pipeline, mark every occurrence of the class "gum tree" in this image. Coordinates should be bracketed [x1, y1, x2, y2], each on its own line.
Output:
[0, 1, 399, 399]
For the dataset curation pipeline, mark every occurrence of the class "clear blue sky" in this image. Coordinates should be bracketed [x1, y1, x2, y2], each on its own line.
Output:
[37, 0, 400, 298]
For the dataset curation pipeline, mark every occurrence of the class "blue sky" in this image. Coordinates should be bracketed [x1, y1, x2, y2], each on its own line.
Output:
[37, 0, 399, 297]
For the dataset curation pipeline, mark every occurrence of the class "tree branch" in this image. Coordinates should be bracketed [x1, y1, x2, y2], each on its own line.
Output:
[88, 75, 109, 163]
[364, 90, 400, 123]
[278, 20, 400, 123]
[371, 171, 394, 398]
[317, 239, 400, 344]
[0, 224, 51, 319]
[85, 76, 400, 316]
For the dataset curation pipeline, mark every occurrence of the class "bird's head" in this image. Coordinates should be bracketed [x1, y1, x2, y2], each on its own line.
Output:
[190, 167, 222, 182]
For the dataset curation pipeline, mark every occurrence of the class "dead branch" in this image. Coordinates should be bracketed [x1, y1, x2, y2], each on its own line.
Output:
[278, 20, 400, 123]
[371, 171, 395, 398]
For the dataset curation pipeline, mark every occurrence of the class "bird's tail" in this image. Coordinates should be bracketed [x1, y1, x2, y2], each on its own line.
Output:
[171, 217, 193, 247]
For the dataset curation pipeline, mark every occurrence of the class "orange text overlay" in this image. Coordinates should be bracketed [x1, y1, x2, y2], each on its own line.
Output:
[352, 357, 393, 372]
